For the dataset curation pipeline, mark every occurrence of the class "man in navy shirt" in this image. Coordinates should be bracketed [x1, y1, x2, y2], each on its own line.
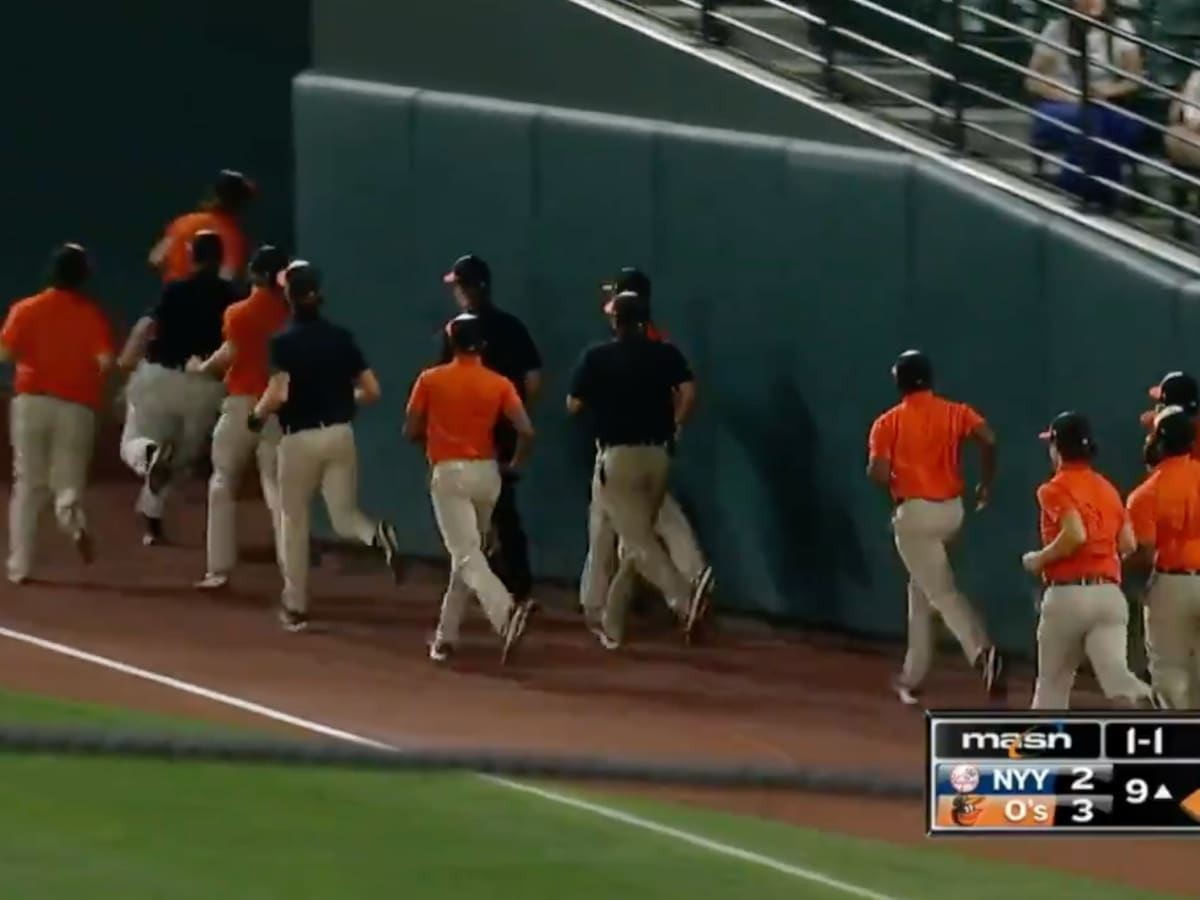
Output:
[440, 254, 541, 605]
[115, 230, 237, 545]
[248, 260, 402, 631]
[568, 292, 712, 648]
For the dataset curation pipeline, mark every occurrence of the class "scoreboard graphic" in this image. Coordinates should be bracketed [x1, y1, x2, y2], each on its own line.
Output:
[926, 712, 1200, 835]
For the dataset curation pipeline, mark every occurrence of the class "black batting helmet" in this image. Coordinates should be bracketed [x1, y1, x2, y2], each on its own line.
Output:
[1151, 405, 1196, 459]
[892, 350, 932, 393]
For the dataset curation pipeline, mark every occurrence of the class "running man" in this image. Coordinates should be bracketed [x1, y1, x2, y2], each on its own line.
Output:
[117, 230, 238, 545]
[867, 350, 1004, 705]
[1024, 411, 1160, 710]
[1140, 371, 1200, 464]
[149, 169, 255, 286]
[406, 313, 536, 663]
[248, 260, 402, 631]
[582, 269, 712, 620]
[440, 254, 540, 606]
[570, 292, 712, 648]
[187, 245, 290, 590]
[1, 244, 113, 582]
[1127, 406, 1200, 709]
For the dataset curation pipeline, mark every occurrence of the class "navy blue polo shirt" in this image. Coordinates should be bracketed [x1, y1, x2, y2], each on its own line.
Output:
[569, 335, 692, 448]
[269, 314, 368, 433]
[145, 272, 241, 369]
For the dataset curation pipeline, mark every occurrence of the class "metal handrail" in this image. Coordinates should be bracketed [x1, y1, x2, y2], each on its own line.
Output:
[626, 0, 1200, 238]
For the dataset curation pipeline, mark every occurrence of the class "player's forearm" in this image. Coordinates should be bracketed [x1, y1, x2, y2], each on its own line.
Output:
[510, 431, 533, 469]
[978, 442, 997, 492]
[1033, 529, 1084, 568]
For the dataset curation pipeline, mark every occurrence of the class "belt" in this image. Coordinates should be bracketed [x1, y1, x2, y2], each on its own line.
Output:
[1045, 576, 1118, 587]
[282, 420, 342, 435]
[1154, 569, 1200, 576]
[598, 440, 669, 450]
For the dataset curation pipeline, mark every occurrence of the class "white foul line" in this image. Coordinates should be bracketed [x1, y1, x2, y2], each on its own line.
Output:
[0, 625, 904, 900]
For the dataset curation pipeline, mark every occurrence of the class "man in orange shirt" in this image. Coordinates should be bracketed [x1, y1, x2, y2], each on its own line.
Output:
[149, 170, 255, 286]
[1128, 406, 1200, 709]
[0, 244, 114, 582]
[405, 313, 536, 664]
[588, 270, 712, 627]
[867, 350, 1002, 705]
[1024, 412, 1159, 709]
[186, 245, 290, 590]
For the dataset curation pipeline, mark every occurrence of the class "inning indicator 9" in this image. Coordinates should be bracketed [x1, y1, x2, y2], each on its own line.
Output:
[927, 713, 1200, 835]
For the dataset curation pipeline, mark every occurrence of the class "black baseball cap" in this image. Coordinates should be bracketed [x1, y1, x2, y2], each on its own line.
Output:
[278, 259, 321, 299]
[213, 169, 256, 209]
[609, 291, 650, 326]
[1039, 411, 1096, 459]
[892, 350, 932, 392]
[1149, 371, 1200, 414]
[443, 254, 491, 290]
[1152, 405, 1196, 457]
[249, 245, 288, 283]
[446, 313, 485, 353]
[601, 268, 652, 313]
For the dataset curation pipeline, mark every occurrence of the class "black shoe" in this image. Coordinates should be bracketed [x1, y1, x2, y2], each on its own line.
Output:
[375, 521, 403, 582]
[978, 646, 1006, 698]
[501, 600, 534, 665]
[146, 442, 174, 495]
[140, 515, 164, 547]
[279, 605, 309, 633]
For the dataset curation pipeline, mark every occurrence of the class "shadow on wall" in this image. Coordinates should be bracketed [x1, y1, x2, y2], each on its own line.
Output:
[726, 376, 871, 619]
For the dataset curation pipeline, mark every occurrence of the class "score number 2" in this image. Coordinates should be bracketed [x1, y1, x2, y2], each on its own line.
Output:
[1071, 767, 1096, 823]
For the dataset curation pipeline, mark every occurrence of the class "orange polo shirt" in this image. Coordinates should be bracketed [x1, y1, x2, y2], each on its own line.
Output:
[0, 288, 113, 409]
[1139, 408, 1200, 459]
[222, 287, 289, 397]
[407, 355, 524, 465]
[867, 391, 985, 502]
[160, 210, 246, 282]
[1127, 455, 1200, 571]
[1037, 463, 1125, 583]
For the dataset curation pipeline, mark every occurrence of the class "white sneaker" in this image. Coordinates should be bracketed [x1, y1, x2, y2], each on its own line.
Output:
[195, 573, 230, 591]
[429, 640, 453, 663]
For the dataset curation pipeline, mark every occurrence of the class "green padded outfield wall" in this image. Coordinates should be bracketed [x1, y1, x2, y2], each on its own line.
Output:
[0, 1, 309, 332]
[311, 0, 887, 150]
[294, 72, 1198, 654]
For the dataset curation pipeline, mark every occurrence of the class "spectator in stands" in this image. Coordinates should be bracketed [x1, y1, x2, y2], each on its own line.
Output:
[1165, 67, 1200, 170]
[1026, 0, 1145, 208]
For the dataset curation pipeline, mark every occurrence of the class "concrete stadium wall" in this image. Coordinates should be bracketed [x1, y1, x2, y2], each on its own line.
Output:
[311, 0, 886, 149]
[0, 1, 310, 333]
[293, 72, 1199, 654]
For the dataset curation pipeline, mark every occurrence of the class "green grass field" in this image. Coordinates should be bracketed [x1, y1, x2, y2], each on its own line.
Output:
[0, 689, 1175, 900]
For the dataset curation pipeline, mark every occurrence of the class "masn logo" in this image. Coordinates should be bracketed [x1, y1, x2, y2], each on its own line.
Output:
[960, 726, 1071, 759]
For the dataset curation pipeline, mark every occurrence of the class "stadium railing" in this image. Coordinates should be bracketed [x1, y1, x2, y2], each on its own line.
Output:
[624, 0, 1200, 249]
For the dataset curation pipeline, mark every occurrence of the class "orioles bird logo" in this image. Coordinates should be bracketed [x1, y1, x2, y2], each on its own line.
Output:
[951, 794, 985, 827]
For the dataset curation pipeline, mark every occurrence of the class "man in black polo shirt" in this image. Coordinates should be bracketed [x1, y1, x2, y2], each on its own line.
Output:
[116, 230, 237, 546]
[249, 260, 403, 631]
[440, 254, 541, 604]
[568, 292, 712, 648]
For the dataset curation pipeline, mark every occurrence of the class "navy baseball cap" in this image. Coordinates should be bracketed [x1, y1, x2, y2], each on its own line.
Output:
[213, 169, 256, 208]
[278, 259, 321, 297]
[443, 254, 491, 290]
[892, 350, 932, 391]
[1039, 411, 1095, 457]
[249, 244, 288, 282]
[1149, 371, 1200, 414]
[446, 313, 485, 352]
[601, 267, 652, 313]
[1152, 405, 1196, 456]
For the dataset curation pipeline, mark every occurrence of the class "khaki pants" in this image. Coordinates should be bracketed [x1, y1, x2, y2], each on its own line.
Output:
[580, 444, 691, 640]
[7, 394, 96, 582]
[1144, 573, 1200, 709]
[277, 423, 376, 612]
[892, 498, 990, 687]
[430, 459, 513, 643]
[206, 395, 282, 576]
[119, 362, 224, 518]
[1033, 583, 1154, 709]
